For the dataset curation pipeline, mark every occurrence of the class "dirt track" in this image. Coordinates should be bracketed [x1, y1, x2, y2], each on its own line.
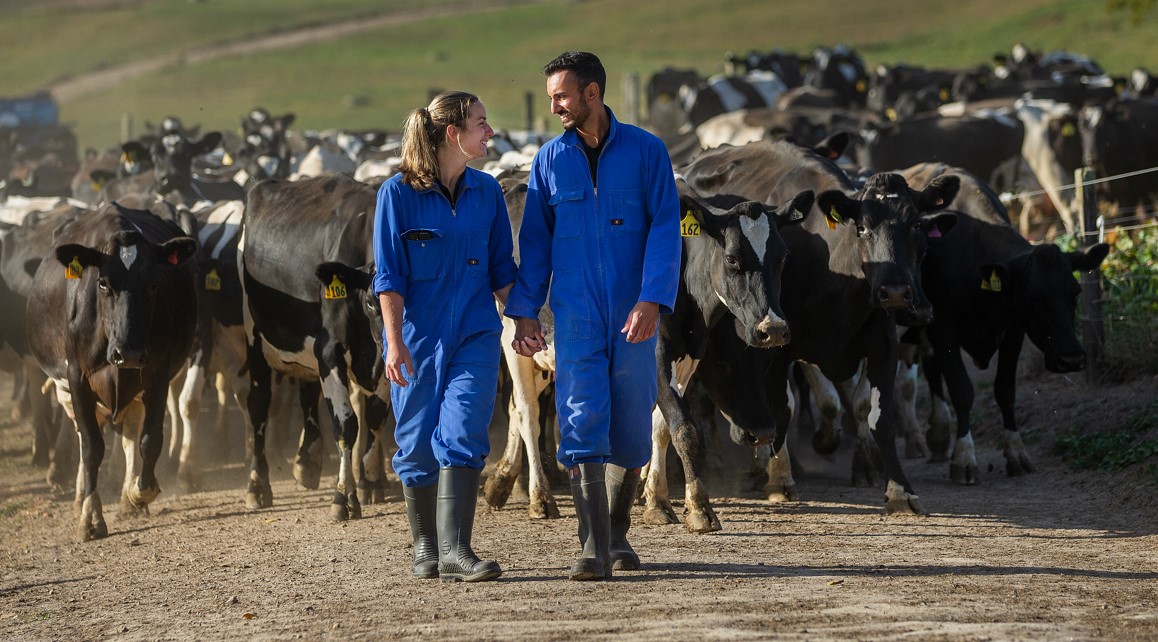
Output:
[1, 369, 1156, 641]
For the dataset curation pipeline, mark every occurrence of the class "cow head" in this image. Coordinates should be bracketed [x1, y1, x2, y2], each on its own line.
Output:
[805, 45, 869, 108]
[677, 180, 813, 348]
[314, 261, 384, 391]
[237, 109, 296, 184]
[825, 172, 959, 324]
[151, 131, 223, 199]
[54, 224, 197, 368]
[980, 242, 1109, 372]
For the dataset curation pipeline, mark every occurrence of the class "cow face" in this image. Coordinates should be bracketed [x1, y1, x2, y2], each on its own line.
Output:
[238, 110, 296, 183]
[679, 183, 813, 348]
[984, 243, 1109, 372]
[314, 261, 384, 391]
[55, 230, 197, 368]
[151, 131, 223, 198]
[826, 173, 960, 324]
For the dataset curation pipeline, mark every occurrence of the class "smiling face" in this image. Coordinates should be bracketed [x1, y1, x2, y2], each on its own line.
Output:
[449, 101, 493, 160]
[546, 70, 593, 131]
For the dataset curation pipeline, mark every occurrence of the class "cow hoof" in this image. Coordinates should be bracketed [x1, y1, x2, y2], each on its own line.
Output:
[904, 439, 931, 459]
[245, 481, 274, 510]
[177, 474, 201, 495]
[331, 492, 361, 522]
[851, 469, 877, 488]
[528, 495, 560, 519]
[119, 497, 149, 519]
[643, 503, 679, 526]
[483, 472, 516, 511]
[127, 478, 161, 507]
[47, 464, 71, 495]
[294, 461, 322, 491]
[77, 519, 108, 542]
[1006, 456, 1036, 477]
[764, 484, 798, 503]
[884, 481, 925, 515]
[950, 463, 980, 485]
[683, 508, 722, 534]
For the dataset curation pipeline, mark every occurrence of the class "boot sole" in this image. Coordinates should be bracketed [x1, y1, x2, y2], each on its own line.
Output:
[440, 569, 502, 583]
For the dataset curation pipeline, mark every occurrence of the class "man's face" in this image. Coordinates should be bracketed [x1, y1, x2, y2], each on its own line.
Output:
[546, 70, 591, 131]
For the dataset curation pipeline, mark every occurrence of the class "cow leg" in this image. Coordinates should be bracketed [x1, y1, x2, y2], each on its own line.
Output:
[48, 404, 76, 494]
[996, 326, 1035, 476]
[764, 376, 798, 502]
[357, 394, 391, 504]
[800, 363, 841, 455]
[863, 348, 924, 515]
[642, 406, 678, 525]
[935, 342, 980, 485]
[243, 338, 274, 509]
[789, 363, 816, 445]
[175, 363, 206, 493]
[921, 356, 954, 461]
[118, 404, 147, 517]
[845, 368, 884, 488]
[318, 364, 361, 522]
[294, 381, 324, 491]
[529, 379, 562, 517]
[669, 412, 720, 533]
[895, 348, 930, 459]
[484, 334, 531, 512]
[27, 365, 54, 468]
[69, 382, 108, 541]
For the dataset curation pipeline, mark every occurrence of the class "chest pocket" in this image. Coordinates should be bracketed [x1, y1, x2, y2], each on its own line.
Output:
[403, 228, 444, 281]
[465, 229, 488, 277]
[610, 190, 647, 235]
[549, 189, 585, 239]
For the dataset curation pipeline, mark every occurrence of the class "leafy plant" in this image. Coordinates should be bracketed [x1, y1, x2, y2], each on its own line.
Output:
[1055, 401, 1158, 474]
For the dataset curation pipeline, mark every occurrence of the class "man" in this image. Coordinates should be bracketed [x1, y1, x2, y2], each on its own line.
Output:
[505, 51, 681, 581]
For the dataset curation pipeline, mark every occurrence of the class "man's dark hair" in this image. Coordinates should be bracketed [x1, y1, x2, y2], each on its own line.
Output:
[543, 51, 606, 99]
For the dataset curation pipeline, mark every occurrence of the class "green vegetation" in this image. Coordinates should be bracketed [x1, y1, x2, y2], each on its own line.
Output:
[2, 0, 1156, 150]
[0, 502, 24, 518]
[1097, 227, 1158, 379]
[1056, 401, 1158, 475]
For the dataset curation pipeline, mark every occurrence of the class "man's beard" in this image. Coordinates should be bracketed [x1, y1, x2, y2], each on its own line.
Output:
[561, 100, 590, 131]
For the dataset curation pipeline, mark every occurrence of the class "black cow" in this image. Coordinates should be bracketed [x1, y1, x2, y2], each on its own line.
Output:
[647, 179, 814, 533]
[683, 139, 959, 514]
[26, 201, 197, 540]
[678, 72, 790, 130]
[901, 164, 1109, 484]
[867, 64, 963, 120]
[859, 110, 1024, 188]
[240, 173, 390, 520]
[232, 108, 296, 188]
[803, 45, 870, 109]
[1128, 67, 1158, 97]
[731, 49, 809, 88]
[1078, 97, 1158, 219]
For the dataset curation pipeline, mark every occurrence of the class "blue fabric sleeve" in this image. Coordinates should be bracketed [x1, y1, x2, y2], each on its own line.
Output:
[503, 152, 554, 320]
[639, 135, 682, 315]
[488, 181, 517, 292]
[372, 179, 409, 298]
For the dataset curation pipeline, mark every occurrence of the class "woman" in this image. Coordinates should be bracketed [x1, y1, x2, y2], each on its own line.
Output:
[373, 91, 516, 582]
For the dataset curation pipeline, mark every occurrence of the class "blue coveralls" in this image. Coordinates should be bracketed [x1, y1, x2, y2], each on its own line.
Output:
[505, 108, 681, 470]
[373, 168, 517, 489]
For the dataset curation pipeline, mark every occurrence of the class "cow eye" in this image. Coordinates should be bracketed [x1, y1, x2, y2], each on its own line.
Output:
[366, 299, 377, 312]
[855, 224, 867, 238]
[724, 254, 740, 268]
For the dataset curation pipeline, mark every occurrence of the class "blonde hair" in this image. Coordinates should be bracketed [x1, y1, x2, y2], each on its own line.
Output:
[398, 90, 479, 191]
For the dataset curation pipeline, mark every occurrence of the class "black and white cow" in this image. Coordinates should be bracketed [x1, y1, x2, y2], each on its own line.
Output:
[1077, 97, 1158, 220]
[683, 138, 959, 514]
[900, 163, 1109, 484]
[803, 45, 870, 109]
[732, 49, 809, 88]
[677, 72, 791, 131]
[646, 179, 814, 533]
[26, 201, 198, 540]
[239, 173, 390, 520]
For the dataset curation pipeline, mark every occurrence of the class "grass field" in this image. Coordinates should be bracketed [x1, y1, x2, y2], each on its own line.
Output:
[2, 0, 1156, 150]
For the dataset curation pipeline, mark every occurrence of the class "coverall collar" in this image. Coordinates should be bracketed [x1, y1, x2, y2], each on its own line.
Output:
[416, 165, 482, 197]
[559, 106, 620, 150]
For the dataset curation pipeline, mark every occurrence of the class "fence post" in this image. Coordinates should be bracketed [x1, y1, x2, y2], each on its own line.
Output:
[524, 91, 534, 132]
[1075, 167, 1104, 385]
[621, 72, 640, 125]
[121, 112, 133, 143]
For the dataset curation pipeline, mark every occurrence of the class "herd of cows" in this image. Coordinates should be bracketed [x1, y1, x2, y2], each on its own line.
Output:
[2, 41, 1143, 542]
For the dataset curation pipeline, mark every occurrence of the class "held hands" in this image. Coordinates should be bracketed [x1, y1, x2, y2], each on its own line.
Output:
[512, 317, 547, 357]
[385, 343, 415, 388]
[621, 301, 660, 343]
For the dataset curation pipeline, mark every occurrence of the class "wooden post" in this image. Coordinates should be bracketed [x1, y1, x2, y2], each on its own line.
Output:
[621, 72, 640, 125]
[524, 91, 534, 131]
[120, 112, 133, 143]
[1075, 167, 1104, 385]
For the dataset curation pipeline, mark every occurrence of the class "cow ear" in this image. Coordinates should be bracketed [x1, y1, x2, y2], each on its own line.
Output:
[775, 190, 813, 227]
[812, 132, 849, 160]
[316, 262, 372, 296]
[1069, 243, 1110, 272]
[816, 190, 858, 228]
[683, 161, 737, 195]
[194, 132, 224, 156]
[920, 211, 957, 238]
[675, 194, 722, 239]
[156, 237, 197, 266]
[55, 244, 105, 270]
[90, 169, 115, 189]
[121, 141, 148, 160]
[278, 114, 296, 131]
[915, 174, 960, 212]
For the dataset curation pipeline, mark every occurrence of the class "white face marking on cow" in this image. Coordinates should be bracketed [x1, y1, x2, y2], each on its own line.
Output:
[1085, 106, 1103, 129]
[766, 308, 786, 326]
[739, 215, 770, 265]
[866, 387, 882, 431]
[837, 61, 858, 83]
[119, 244, 138, 269]
[715, 290, 729, 307]
[668, 357, 701, 397]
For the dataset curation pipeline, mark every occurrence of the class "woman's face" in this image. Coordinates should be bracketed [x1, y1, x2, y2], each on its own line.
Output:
[451, 101, 493, 160]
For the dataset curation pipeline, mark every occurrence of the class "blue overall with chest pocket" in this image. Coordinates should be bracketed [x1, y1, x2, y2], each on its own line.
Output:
[373, 168, 517, 489]
[505, 108, 681, 469]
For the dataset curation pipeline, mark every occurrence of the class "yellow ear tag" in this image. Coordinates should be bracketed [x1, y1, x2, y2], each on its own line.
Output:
[1061, 122, 1077, 137]
[939, 87, 950, 101]
[324, 274, 347, 300]
[66, 257, 83, 280]
[222, 152, 234, 166]
[680, 210, 701, 237]
[826, 205, 842, 230]
[981, 270, 1003, 292]
[205, 268, 222, 291]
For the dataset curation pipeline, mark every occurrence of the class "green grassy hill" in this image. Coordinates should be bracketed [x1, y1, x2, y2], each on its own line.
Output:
[2, 0, 1156, 151]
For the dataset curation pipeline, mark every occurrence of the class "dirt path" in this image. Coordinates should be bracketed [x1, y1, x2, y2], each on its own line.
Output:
[1, 371, 1156, 641]
[45, 1, 531, 104]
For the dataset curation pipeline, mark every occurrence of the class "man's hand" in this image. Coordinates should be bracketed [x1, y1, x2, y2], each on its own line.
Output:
[621, 301, 660, 343]
[512, 316, 547, 356]
[385, 343, 415, 388]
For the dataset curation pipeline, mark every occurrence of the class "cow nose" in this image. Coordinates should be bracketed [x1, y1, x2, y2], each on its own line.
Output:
[877, 285, 914, 309]
[752, 316, 790, 348]
[730, 423, 775, 447]
[109, 347, 150, 368]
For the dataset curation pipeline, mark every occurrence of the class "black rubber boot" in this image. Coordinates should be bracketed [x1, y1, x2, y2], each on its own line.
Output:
[436, 467, 502, 583]
[606, 464, 641, 571]
[569, 462, 611, 581]
[403, 483, 439, 579]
